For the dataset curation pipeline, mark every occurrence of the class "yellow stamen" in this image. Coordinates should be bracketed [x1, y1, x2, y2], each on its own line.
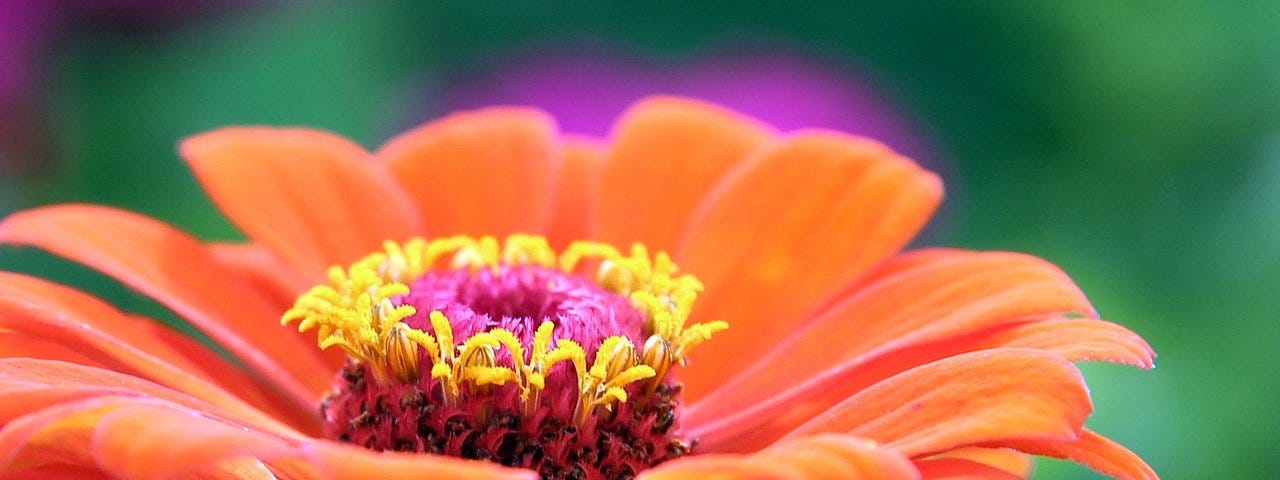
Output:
[282, 255, 418, 383]
[573, 335, 655, 424]
[490, 322, 582, 416]
[282, 234, 726, 423]
[501, 234, 557, 267]
[562, 240, 725, 383]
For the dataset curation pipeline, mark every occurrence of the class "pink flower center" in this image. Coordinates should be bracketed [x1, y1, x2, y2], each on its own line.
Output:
[400, 265, 648, 363]
[320, 265, 694, 479]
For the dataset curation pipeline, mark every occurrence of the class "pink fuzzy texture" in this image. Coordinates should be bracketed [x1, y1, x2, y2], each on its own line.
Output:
[399, 265, 648, 390]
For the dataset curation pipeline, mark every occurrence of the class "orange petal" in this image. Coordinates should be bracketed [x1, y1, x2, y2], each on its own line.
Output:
[0, 272, 312, 430]
[0, 331, 109, 369]
[691, 330, 1069, 453]
[0, 205, 330, 407]
[997, 429, 1157, 480]
[0, 274, 307, 432]
[299, 441, 536, 480]
[545, 136, 605, 249]
[0, 359, 298, 439]
[196, 458, 280, 480]
[0, 272, 261, 401]
[0, 395, 294, 478]
[812, 248, 978, 314]
[90, 403, 294, 480]
[0, 397, 294, 478]
[777, 349, 1091, 458]
[0, 465, 111, 479]
[913, 458, 1024, 479]
[209, 242, 346, 372]
[931, 447, 1032, 478]
[0, 271, 208, 373]
[134, 316, 321, 434]
[690, 250, 1092, 431]
[676, 132, 943, 399]
[257, 458, 322, 480]
[377, 107, 560, 238]
[754, 436, 924, 480]
[640, 434, 920, 480]
[983, 317, 1155, 368]
[594, 96, 774, 252]
[181, 127, 423, 280]
[0, 396, 125, 472]
[208, 242, 310, 307]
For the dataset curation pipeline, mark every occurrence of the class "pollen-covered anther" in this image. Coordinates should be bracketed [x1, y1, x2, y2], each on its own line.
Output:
[627, 274, 727, 393]
[559, 240, 729, 376]
[573, 335, 655, 425]
[500, 233, 557, 267]
[383, 322, 422, 383]
[449, 236, 500, 272]
[490, 321, 584, 416]
[281, 264, 420, 384]
[641, 334, 673, 393]
[426, 310, 507, 406]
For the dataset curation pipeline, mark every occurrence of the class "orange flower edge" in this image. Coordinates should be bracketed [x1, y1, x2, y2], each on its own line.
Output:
[0, 95, 1157, 479]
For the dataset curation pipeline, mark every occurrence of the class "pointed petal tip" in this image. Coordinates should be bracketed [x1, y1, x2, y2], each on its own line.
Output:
[1000, 429, 1157, 480]
[0, 203, 90, 243]
[676, 130, 947, 399]
[376, 105, 561, 238]
[995, 317, 1156, 370]
[594, 94, 775, 252]
[178, 126, 369, 165]
[781, 128, 945, 187]
[796, 349, 1091, 457]
[612, 95, 779, 139]
[181, 123, 423, 279]
[378, 107, 559, 157]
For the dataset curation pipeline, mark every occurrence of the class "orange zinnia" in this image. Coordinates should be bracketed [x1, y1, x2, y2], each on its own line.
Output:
[0, 96, 1156, 479]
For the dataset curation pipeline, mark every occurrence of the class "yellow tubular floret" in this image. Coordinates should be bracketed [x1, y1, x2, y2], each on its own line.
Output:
[281, 254, 420, 383]
[572, 335, 655, 424]
[562, 240, 726, 389]
[423, 311, 520, 405]
[282, 234, 726, 423]
[501, 234, 557, 267]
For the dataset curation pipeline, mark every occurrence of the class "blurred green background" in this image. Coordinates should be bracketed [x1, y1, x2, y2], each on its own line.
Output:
[2, 2, 1276, 478]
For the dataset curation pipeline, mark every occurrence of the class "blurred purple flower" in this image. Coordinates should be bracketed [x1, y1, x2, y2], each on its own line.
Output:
[0, 0, 58, 174]
[0, 1, 55, 106]
[441, 50, 943, 172]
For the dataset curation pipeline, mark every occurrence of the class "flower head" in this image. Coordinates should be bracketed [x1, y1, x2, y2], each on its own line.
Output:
[0, 96, 1156, 479]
